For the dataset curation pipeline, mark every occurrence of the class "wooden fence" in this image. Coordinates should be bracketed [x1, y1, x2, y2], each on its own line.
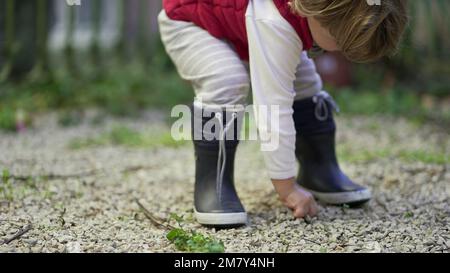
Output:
[0, 0, 449, 86]
[0, 0, 162, 81]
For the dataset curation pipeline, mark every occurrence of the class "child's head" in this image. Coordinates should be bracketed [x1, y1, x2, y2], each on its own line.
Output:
[291, 0, 409, 63]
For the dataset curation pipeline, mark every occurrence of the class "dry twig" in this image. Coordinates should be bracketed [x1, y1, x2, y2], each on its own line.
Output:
[5, 165, 156, 182]
[135, 199, 175, 230]
[2, 224, 33, 245]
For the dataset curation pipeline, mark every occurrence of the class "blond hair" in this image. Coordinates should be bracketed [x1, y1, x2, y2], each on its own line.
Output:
[291, 0, 409, 63]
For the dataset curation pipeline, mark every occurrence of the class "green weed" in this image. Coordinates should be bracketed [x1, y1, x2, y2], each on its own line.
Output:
[166, 213, 225, 253]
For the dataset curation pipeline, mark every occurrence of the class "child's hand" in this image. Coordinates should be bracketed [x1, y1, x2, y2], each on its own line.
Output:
[272, 178, 319, 218]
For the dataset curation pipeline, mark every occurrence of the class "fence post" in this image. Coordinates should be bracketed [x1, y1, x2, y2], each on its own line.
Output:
[148, 0, 162, 57]
[64, 3, 77, 76]
[90, 0, 102, 71]
[115, 0, 126, 63]
[138, 0, 150, 65]
[434, 0, 450, 55]
[30, 0, 50, 81]
[0, 0, 16, 81]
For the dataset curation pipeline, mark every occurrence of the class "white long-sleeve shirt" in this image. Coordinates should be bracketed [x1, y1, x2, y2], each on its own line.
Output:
[246, 0, 306, 180]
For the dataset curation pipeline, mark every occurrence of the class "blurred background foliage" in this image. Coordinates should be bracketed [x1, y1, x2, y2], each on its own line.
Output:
[0, 0, 449, 131]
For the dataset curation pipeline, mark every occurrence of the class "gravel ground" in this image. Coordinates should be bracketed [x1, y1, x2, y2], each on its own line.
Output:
[0, 112, 449, 253]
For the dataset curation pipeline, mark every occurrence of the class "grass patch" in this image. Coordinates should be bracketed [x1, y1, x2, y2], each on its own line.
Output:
[0, 169, 49, 202]
[329, 87, 450, 127]
[166, 213, 225, 253]
[1, 169, 14, 202]
[404, 211, 414, 218]
[397, 150, 450, 165]
[68, 125, 187, 150]
[0, 60, 192, 131]
[2, 59, 450, 132]
[338, 148, 392, 163]
[338, 147, 449, 165]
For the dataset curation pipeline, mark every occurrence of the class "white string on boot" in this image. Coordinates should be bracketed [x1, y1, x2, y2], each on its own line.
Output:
[312, 91, 340, 121]
[214, 112, 238, 203]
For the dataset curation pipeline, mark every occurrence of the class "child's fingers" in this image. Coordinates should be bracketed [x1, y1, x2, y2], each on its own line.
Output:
[293, 203, 309, 218]
[309, 196, 319, 217]
[308, 201, 319, 216]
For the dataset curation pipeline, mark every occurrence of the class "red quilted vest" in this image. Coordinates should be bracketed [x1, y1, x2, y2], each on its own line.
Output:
[163, 0, 314, 61]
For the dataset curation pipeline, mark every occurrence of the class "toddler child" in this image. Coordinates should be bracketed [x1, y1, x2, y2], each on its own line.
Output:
[158, 0, 408, 227]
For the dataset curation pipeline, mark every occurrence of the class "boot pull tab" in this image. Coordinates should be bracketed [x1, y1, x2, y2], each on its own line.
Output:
[312, 91, 340, 121]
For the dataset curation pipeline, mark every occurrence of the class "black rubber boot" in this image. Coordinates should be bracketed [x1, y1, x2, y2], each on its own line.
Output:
[293, 92, 371, 206]
[192, 106, 247, 227]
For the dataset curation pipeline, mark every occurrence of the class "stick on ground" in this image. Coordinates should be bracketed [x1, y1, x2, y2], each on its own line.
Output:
[3, 224, 33, 245]
[135, 199, 175, 230]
